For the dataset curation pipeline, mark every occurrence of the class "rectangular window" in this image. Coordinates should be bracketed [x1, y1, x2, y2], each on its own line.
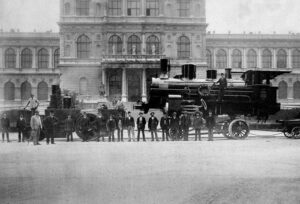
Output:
[108, 0, 122, 16]
[76, 0, 90, 16]
[128, 0, 140, 16]
[146, 0, 159, 16]
[178, 0, 190, 17]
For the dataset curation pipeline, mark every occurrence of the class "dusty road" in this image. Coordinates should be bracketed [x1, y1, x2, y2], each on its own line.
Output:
[0, 132, 300, 204]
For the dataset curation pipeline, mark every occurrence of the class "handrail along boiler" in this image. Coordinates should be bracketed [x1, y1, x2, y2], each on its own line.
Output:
[137, 58, 289, 139]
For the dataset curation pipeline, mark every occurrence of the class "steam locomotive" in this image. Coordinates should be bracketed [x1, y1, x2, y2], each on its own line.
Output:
[137, 59, 290, 139]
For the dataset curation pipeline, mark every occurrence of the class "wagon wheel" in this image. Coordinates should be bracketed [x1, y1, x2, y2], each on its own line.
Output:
[291, 127, 300, 139]
[283, 128, 294, 138]
[169, 128, 178, 141]
[75, 113, 97, 141]
[221, 121, 232, 139]
[228, 119, 249, 139]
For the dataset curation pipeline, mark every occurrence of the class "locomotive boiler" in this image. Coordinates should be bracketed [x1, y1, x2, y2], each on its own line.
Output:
[137, 59, 289, 139]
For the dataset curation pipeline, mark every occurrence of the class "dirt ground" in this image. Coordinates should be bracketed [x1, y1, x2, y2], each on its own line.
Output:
[0, 132, 300, 204]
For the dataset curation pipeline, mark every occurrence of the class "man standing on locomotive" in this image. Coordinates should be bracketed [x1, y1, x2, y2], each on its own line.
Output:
[215, 73, 227, 102]
[125, 111, 135, 142]
[193, 112, 205, 141]
[43, 110, 59, 145]
[24, 94, 40, 115]
[160, 113, 170, 141]
[148, 112, 159, 142]
[137, 112, 146, 142]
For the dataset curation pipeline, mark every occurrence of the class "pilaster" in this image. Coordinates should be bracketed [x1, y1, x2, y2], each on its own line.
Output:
[142, 68, 147, 102]
[227, 48, 231, 68]
[273, 48, 277, 69]
[242, 48, 247, 69]
[141, 0, 146, 16]
[16, 48, 20, 69]
[159, 0, 164, 16]
[121, 68, 127, 102]
[288, 48, 292, 69]
[123, 33, 127, 55]
[102, 68, 107, 98]
[0, 47, 3, 68]
[212, 48, 216, 69]
[258, 48, 262, 68]
[122, 0, 127, 16]
[49, 47, 53, 68]
[32, 48, 37, 69]
[142, 33, 146, 55]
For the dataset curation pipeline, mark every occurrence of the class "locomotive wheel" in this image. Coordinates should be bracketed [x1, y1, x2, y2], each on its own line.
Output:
[75, 113, 97, 141]
[221, 122, 232, 139]
[291, 127, 300, 139]
[283, 129, 294, 138]
[228, 119, 249, 139]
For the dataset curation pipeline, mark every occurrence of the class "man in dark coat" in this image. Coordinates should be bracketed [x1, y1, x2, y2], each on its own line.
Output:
[215, 73, 227, 101]
[206, 111, 216, 141]
[124, 111, 135, 142]
[180, 112, 191, 141]
[160, 113, 170, 141]
[1, 113, 10, 142]
[106, 115, 116, 142]
[148, 112, 159, 141]
[16, 114, 26, 142]
[80, 112, 90, 142]
[169, 112, 179, 141]
[43, 110, 58, 144]
[93, 112, 107, 142]
[136, 112, 146, 142]
[115, 114, 124, 142]
[64, 115, 75, 142]
[193, 112, 205, 141]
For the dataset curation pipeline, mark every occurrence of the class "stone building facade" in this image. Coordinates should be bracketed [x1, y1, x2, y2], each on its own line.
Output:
[0, 0, 300, 109]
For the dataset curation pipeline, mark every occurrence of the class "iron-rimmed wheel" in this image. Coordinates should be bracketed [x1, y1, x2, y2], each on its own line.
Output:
[283, 129, 294, 138]
[291, 127, 300, 139]
[221, 121, 232, 139]
[228, 119, 249, 139]
[75, 113, 97, 141]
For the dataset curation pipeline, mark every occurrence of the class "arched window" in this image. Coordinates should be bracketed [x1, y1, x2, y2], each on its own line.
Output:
[293, 81, 300, 99]
[21, 81, 32, 101]
[177, 36, 190, 59]
[231, 49, 242, 68]
[95, 3, 101, 16]
[54, 49, 60, 68]
[37, 81, 48, 101]
[216, 49, 227, 69]
[108, 0, 122, 16]
[38, 48, 49, 69]
[146, 35, 160, 55]
[247, 49, 257, 68]
[108, 35, 123, 55]
[21, 48, 32, 68]
[278, 81, 288, 99]
[76, 0, 90, 16]
[5, 48, 16, 68]
[206, 49, 212, 69]
[109, 70, 122, 97]
[79, 77, 88, 95]
[127, 0, 140, 16]
[127, 35, 141, 55]
[177, 0, 190, 17]
[277, 49, 287, 68]
[64, 3, 71, 15]
[4, 81, 15, 101]
[292, 49, 300, 68]
[262, 49, 272, 68]
[146, 0, 159, 16]
[77, 35, 91, 59]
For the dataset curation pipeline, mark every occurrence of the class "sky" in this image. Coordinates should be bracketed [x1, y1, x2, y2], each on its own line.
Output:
[0, 0, 300, 34]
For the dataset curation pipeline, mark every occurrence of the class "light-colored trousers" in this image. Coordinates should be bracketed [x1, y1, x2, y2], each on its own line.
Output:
[31, 128, 40, 145]
[127, 126, 135, 142]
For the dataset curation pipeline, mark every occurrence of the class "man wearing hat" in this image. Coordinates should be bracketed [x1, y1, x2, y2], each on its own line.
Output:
[148, 112, 159, 141]
[160, 112, 170, 141]
[215, 73, 227, 102]
[79, 112, 90, 142]
[180, 112, 191, 141]
[136, 112, 146, 142]
[30, 110, 42, 145]
[125, 111, 135, 142]
[1, 113, 10, 143]
[24, 94, 40, 115]
[92, 112, 106, 142]
[43, 110, 58, 144]
[193, 111, 205, 141]
[169, 112, 179, 141]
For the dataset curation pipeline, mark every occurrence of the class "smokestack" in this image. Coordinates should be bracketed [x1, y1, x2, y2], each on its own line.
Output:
[182, 64, 196, 80]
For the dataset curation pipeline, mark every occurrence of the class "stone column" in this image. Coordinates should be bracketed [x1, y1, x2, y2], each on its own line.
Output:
[0, 47, 3, 69]
[142, 33, 146, 55]
[123, 33, 127, 55]
[15, 86, 21, 102]
[102, 68, 107, 98]
[142, 68, 147, 102]
[288, 48, 292, 69]
[273, 48, 277, 69]
[227, 48, 231, 68]
[16, 48, 20, 69]
[213, 48, 216, 69]
[121, 68, 127, 102]
[49, 47, 53, 68]
[242, 48, 247, 69]
[141, 0, 146, 16]
[33, 48, 37, 69]
[123, 0, 127, 16]
[258, 48, 262, 68]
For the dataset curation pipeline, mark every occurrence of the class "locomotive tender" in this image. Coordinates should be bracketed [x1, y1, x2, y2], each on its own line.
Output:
[138, 59, 290, 139]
